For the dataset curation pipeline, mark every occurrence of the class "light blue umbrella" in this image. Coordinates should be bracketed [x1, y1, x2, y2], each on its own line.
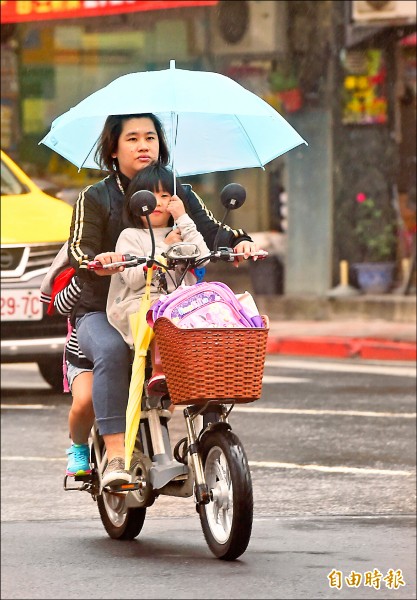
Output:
[40, 60, 307, 177]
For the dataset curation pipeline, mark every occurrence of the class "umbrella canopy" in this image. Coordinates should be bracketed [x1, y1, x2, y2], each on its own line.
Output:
[125, 266, 154, 471]
[40, 60, 307, 177]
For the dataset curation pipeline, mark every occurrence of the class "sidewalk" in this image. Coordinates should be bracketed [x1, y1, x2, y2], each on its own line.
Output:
[257, 294, 416, 363]
[266, 319, 416, 362]
[207, 262, 416, 362]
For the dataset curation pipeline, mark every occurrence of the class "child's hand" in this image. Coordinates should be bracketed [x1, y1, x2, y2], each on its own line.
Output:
[167, 195, 186, 221]
[165, 228, 182, 245]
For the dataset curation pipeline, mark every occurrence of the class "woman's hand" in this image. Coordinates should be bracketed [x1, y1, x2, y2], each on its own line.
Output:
[93, 251, 125, 276]
[166, 195, 186, 221]
[233, 240, 261, 268]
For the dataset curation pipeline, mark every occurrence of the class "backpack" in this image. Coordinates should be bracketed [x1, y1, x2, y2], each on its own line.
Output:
[147, 281, 264, 329]
[40, 179, 111, 315]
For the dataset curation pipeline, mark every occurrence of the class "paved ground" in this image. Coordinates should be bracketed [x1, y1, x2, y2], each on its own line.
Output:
[266, 318, 416, 362]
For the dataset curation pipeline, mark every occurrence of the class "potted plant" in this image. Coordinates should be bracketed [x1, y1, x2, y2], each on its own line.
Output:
[269, 71, 302, 113]
[352, 192, 398, 294]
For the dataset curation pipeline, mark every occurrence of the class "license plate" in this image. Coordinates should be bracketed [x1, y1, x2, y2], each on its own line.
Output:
[1, 289, 43, 321]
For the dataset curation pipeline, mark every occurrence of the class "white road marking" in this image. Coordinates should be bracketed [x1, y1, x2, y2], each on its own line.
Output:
[1, 364, 39, 371]
[1, 338, 64, 348]
[248, 461, 413, 476]
[1, 383, 50, 390]
[262, 375, 307, 383]
[233, 406, 416, 418]
[2, 404, 414, 419]
[265, 358, 416, 378]
[1, 456, 413, 477]
[1, 404, 56, 410]
[1, 456, 66, 462]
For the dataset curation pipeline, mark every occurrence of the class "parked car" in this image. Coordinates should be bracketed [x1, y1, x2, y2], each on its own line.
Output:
[1, 149, 74, 391]
[31, 177, 80, 206]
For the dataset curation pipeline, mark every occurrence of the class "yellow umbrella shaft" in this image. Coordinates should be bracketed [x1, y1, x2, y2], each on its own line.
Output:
[125, 266, 154, 470]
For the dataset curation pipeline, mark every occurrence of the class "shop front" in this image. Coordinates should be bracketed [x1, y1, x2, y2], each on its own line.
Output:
[2, 1, 414, 295]
[2, 0, 296, 240]
[1, 0, 302, 242]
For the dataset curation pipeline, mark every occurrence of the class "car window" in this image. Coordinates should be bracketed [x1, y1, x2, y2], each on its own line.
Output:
[1, 160, 28, 195]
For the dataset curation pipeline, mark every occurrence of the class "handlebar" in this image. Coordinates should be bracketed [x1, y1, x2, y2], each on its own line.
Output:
[87, 248, 268, 271]
[87, 254, 147, 270]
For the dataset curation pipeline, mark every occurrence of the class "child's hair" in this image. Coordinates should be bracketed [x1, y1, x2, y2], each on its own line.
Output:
[123, 164, 188, 229]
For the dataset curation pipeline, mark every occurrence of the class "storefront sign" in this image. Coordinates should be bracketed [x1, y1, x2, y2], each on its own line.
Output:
[0, 0, 218, 23]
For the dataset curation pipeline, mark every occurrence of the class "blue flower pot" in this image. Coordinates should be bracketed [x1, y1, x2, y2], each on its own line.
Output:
[353, 262, 395, 294]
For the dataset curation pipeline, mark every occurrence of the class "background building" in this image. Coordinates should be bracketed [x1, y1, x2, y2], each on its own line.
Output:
[1, 0, 415, 295]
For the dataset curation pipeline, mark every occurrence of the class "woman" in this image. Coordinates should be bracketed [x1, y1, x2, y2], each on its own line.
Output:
[67, 112, 259, 488]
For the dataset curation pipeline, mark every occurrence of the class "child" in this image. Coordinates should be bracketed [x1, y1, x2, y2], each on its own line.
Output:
[106, 164, 210, 390]
[40, 247, 94, 477]
[54, 278, 95, 477]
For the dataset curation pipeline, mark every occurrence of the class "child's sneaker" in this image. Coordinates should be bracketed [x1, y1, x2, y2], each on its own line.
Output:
[66, 443, 91, 476]
[147, 373, 168, 397]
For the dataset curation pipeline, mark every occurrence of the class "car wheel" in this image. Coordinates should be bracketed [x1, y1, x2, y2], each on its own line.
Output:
[37, 358, 65, 393]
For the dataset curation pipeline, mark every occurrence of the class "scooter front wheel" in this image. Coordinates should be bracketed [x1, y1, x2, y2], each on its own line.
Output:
[198, 429, 253, 560]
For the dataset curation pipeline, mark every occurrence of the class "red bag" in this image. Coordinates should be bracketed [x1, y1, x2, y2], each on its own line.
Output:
[47, 266, 75, 315]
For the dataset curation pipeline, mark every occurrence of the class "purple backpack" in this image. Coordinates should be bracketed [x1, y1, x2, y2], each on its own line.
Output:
[147, 281, 264, 329]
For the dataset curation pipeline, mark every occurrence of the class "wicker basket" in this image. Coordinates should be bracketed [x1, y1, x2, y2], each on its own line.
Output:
[153, 316, 269, 406]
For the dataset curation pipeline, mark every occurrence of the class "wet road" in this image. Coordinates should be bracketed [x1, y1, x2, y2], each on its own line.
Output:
[1, 357, 416, 599]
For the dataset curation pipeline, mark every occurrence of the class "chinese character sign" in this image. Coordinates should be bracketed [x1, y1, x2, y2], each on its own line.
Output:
[0, 0, 218, 23]
[327, 568, 406, 590]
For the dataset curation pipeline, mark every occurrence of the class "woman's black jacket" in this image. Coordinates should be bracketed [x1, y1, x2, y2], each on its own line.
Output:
[68, 172, 253, 317]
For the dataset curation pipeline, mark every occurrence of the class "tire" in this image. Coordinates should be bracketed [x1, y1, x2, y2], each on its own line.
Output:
[97, 492, 146, 540]
[38, 358, 65, 393]
[91, 432, 147, 540]
[198, 429, 253, 560]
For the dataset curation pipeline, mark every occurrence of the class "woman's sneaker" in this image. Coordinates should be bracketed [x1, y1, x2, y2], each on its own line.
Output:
[101, 457, 131, 488]
[66, 443, 91, 476]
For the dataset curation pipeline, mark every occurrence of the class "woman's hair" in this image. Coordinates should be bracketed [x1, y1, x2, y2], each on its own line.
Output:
[123, 164, 188, 229]
[94, 113, 170, 172]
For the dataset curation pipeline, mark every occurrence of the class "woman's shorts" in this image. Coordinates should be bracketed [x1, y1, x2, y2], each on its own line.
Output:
[66, 361, 92, 390]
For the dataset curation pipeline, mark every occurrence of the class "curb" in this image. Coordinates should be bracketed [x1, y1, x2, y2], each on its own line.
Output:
[266, 336, 417, 362]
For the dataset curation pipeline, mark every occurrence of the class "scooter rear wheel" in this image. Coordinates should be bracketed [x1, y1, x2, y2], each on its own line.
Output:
[91, 434, 147, 540]
[198, 429, 253, 560]
[97, 492, 146, 540]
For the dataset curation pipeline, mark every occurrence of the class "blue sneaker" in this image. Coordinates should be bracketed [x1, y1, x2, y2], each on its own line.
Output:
[66, 443, 91, 476]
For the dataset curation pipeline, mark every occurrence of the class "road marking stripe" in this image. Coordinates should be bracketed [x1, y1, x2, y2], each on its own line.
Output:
[265, 358, 416, 377]
[1, 404, 56, 410]
[248, 461, 414, 476]
[1, 456, 66, 461]
[1, 456, 413, 477]
[0, 364, 40, 371]
[3, 359, 416, 378]
[262, 375, 307, 383]
[1, 338, 64, 348]
[233, 407, 416, 418]
[2, 404, 414, 419]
